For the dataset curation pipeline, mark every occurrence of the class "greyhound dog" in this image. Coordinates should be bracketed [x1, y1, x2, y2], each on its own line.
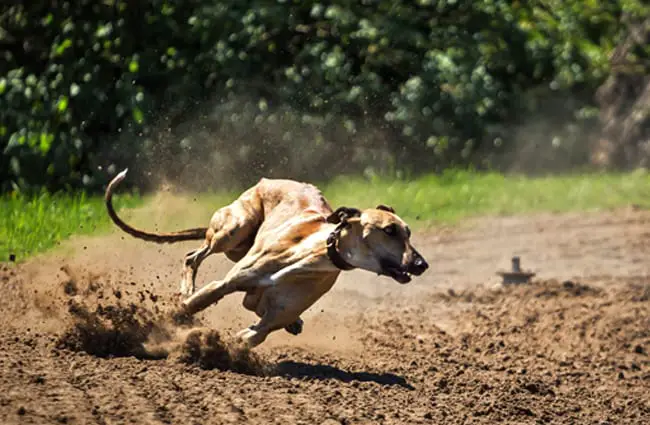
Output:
[105, 170, 429, 348]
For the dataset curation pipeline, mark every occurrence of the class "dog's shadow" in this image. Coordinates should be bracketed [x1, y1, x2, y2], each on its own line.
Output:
[272, 360, 415, 390]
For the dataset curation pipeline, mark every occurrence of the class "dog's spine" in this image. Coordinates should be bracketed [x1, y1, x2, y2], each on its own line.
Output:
[104, 169, 208, 243]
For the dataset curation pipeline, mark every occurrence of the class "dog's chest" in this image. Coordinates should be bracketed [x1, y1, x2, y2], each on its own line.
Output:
[261, 271, 340, 313]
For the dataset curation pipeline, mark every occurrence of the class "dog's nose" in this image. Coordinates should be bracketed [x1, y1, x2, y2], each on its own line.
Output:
[408, 255, 429, 275]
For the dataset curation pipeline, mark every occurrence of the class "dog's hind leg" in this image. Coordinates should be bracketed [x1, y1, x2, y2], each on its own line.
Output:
[178, 187, 262, 296]
[179, 244, 211, 296]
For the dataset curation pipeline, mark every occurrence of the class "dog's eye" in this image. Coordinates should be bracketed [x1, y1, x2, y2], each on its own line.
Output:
[383, 224, 398, 236]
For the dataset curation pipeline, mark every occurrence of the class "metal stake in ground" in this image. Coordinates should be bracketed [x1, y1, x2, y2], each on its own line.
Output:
[497, 256, 536, 285]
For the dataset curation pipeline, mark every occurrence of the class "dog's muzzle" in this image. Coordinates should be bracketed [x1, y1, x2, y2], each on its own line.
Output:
[407, 252, 429, 276]
[380, 252, 428, 284]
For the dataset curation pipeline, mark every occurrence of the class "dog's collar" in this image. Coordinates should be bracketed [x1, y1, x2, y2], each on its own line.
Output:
[326, 222, 356, 271]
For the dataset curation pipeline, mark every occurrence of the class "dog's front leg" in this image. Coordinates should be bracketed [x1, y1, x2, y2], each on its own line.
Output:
[243, 289, 303, 336]
[235, 307, 289, 348]
[180, 279, 233, 316]
[179, 249, 267, 316]
[180, 269, 260, 316]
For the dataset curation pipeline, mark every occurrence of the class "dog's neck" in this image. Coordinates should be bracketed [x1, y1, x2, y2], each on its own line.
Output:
[327, 223, 379, 273]
[326, 224, 356, 271]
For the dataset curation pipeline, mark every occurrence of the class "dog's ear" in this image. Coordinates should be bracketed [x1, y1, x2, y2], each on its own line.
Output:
[327, 207, 362, 224]
[376, 204, 396, 214]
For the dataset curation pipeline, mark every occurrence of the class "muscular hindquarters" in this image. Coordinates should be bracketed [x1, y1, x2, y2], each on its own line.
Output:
[210, 179, 330, 260]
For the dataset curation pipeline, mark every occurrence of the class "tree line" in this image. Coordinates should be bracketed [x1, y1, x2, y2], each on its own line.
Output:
[1, 1, 648, 193]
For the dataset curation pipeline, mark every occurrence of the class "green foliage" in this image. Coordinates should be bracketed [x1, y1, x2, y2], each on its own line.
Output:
[0, 189, 141, 262]
[0, 0, 642, 192]
[0, 1, 198, 192]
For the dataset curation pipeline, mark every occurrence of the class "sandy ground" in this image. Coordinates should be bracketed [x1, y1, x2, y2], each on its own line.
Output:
[0, 205, 649, 424]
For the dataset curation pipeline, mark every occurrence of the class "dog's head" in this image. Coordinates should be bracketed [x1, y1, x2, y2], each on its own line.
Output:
[327, 205, 429, 283]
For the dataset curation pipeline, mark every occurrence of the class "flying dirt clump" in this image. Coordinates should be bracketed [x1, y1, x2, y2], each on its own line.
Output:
[56, 300, 268, 374]
[53, 269, 269, 374]
[168, 327, 269, 375]
[56, 299, 169, 359]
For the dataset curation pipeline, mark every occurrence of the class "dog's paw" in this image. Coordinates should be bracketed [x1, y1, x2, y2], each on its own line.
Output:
[284, 318, 304, 336]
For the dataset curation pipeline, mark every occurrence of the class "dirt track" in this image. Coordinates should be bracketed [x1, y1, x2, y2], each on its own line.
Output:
[1, 207, 649, 424]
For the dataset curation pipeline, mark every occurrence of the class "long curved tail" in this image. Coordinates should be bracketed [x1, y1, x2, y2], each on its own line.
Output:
[104, 169, 208, 244]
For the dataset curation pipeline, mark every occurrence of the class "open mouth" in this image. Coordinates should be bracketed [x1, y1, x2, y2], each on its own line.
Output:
[380, 260, 411, 284]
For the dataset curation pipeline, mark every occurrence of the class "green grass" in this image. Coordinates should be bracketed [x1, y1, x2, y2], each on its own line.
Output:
[321, 170, 650, 226]
[0, 191, 142, 263]
[2, 170, 649, 262]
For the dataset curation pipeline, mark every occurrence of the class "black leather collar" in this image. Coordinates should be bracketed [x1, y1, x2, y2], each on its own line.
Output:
[326, 222, 356, 271]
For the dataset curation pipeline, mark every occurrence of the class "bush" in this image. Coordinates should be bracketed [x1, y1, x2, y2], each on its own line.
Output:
[0, 0, 638, 193]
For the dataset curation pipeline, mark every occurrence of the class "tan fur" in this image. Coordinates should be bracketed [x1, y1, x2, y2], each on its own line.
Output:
[105, 170, 428, 348]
